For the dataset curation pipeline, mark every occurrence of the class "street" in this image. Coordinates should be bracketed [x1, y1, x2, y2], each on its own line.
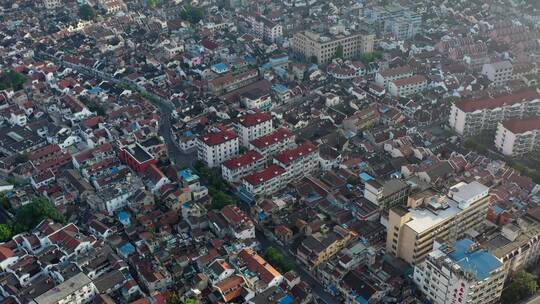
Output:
[255, 230, 341, 304]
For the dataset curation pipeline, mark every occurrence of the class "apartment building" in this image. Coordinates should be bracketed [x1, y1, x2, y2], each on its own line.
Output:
[413, 239, 507, 304]
[221, 151, 264, 183]
[249, 128, 295, 159]
[246, 14, 283, 42]
[365, 4, 422, 39]
[364, 178, 410, 211]
[241, 164, 286, 198]
[449, 89, 540, 136]
[494, 116, 540, 156]
[291, 30, 374, 64]
[375, 65, 414, 88]
[237, 249, 283, 291]
[241, 89, 273, 111]
[273, 141, 319, 183]
[234, 111, 273, 147]
[482, 61, 513, 87]
[34, 273, 97, 304]
[196, 129, 239, 168]
[388, 75, 427, 97]
[387, 181, 490, 264]
[208, 69, 259, 95]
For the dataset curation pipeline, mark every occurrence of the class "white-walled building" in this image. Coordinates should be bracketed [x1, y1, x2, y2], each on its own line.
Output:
[242, 164, 286, 198]
[247, 14, 283, 42]
[449, 90, 540, 136]
[494, 117, 540, 156]
[414, 239, 507, 304]
[222, 151, 265, 183]
[249, 128, 295, 158]
[482, 61, 513, 87]
[34, 273, 97, 304]
[375, 65, 414, 88]
[388, 75, 427, 97]
[196, 129, 239, 168]
[273, 141, 319, 183]
[234, 111, 273, 147]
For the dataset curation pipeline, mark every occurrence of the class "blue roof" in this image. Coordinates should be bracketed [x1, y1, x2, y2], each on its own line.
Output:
[179, 169, 198, 182]
[359, 172, 373, 181]
[118, 211, 129, 222]
[448, 239, 502, 280]
[356, 295, 369, 304]
[244, 55, 256, 63]
[184, 130, 194, 137]
[492, 205, 504, 215]
[119, 243, 135, 255]
[272, 84, 288, 94]
[278, 295, 293, 304]
[212, 63, 229, 72]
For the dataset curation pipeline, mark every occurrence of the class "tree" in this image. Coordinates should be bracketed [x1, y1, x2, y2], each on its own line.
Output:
[180, 5, 203, 24]
[79, 4, 97, 21]
[13, 197, 66, 234]
[0, 70, 27, 91]
[0, 224, 11, 242]
[334, 44, 344, 59]
[501, 270, 538, 303]
[0, 194, 10, 210]
[239, 146, 248, 154]
[147, 0, 160, 8]
[309, 55, 318, 64]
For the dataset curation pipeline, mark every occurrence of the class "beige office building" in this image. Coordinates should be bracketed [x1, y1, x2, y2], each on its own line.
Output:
[291, 30, 374, 64]
[387, 181, 490, 265]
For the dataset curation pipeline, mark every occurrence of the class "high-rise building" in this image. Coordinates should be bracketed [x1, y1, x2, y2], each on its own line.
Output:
[387, 181, 490, 264]
[414, 239, 507, 304]
[291, 30, 374, 64]
[196, 129, 239, 168]
[482, 61, 513, 87]
[494, 116, 540, 156]
[449, 89, 540, 136]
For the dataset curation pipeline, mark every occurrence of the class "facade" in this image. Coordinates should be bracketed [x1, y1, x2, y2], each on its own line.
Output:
[413, 239, 507, 304]
[119, 142, 156, 173]
[482, 61, 513, 87]
[296, 226, 357, 270]
[494, 116, 540, 156]
[364, 179, 410, 211]
[291, 30, 374, 64]
[222, 151, 265, 183]
[237, 249, 283, 291]
[34, 273, 97, 304]
[449, 90, 540, 136]
[249, 128, 295, 158]
[196, 129, 239, 168]
[241, 89, 272, 111]
[375, 65, 414, 88]
[387, 182, 490, 264]
[241, 164, 286, 198]
[234, 111, 273, 147]
[273, 141, 319, 183]
[388, 75, 427, 97]
[247, 14, 283, 42]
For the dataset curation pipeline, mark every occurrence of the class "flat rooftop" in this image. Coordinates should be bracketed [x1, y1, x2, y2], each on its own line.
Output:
[448, 239, 502, 281]
[406, 196, 460, 234]
[35, 273, 92, 304]
[448, 181, 489, 209]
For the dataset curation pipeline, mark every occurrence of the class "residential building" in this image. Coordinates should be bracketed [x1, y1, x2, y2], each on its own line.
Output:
[249, 128, 295, 159]
[196, 129, 239, 168]
[494, 116, 540, 156]
[413, 239, 507, 304]
[221, 205, 255, 240]
[222, 151, 265, 183]
[482, 61, 513, 87]
[241, 164, 286, 198]
[246, 14, 283, 42]
[237, 248, 283, 291]
[241, 89, 273, 111]
[364, 179, 410, 211]
[387, 182, 490, 264]
[34, 273, 97, 304]
[208, 69, 259, 95]
[296, 225, 357, 270]
[119, 142, 156, 173]
[449, 90, 540, 136]
[365, 5, 422, 39]
[375, 65, 414, 88]
[291, 30, 374, 64]
[388, 75, 427, 97]
[273, 141, 319, 183]
[234, 111, 273, 147]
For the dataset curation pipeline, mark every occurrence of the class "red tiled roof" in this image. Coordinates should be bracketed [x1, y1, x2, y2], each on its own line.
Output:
[379, 65, 412, 78]
[502, 116, 540, 133]
[238, 248, 281, 284]
[235, 111, 272, 127]
[243, 164, 285, 186]
[221, 205, 250, 223]
[456, 90, 540, 112]
[29, 144, 61, 161]
[199, 129, 237, 146]
[0, 246, 14, 261]
[274, 142, 317, 165]
[250, 128, 293, 149]
[222, 151, 263, 170]
[392, 75, 427, 87]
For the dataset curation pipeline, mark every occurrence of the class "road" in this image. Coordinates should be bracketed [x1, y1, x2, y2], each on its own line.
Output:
[255, 230, 340, 304]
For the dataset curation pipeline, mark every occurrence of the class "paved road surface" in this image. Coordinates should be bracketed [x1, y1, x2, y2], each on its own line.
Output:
[255, 230, 340, 304]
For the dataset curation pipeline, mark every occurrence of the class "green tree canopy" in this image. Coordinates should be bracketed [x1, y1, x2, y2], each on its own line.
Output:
[0, 70, 27, 91]
[334, 44, 344, 59]
[147, 0, 160, 8]
[180, 5, 204, 24]
[501, 270, 538, 303]
[13, 197, 66, 234]
[0, 224, 12, 242]
[79, 4, 97, 21]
